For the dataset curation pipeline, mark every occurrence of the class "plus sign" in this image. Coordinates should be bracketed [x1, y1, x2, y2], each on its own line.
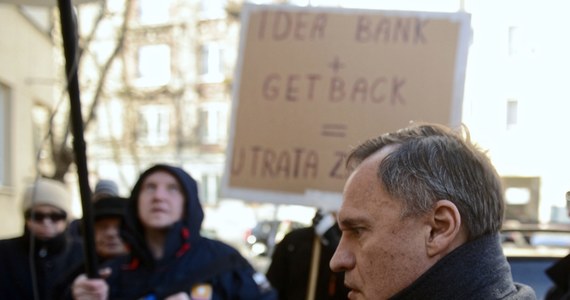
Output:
[328, 56, 345, 73]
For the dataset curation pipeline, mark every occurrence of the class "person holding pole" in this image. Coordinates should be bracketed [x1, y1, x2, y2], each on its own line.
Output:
[68, 179, 121, 239]
[52, 195, 129, 299]
[72, 164, 277, 299]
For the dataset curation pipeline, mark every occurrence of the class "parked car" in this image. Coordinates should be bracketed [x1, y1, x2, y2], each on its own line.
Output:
[501, 222, 570, 299]
[244, 220, 305, 256]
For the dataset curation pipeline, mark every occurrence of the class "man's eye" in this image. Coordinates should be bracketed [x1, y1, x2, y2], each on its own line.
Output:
[142, 184, 156, 192]
[342, 227, 362, 237]
[168, 185, 180, 192]
[352, 227, 364, 236]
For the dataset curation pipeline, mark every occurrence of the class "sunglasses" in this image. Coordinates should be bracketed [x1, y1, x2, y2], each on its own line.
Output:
[25, 211, 67, 222]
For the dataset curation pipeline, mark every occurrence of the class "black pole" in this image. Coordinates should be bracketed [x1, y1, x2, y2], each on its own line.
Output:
[57, 0, 98, 278]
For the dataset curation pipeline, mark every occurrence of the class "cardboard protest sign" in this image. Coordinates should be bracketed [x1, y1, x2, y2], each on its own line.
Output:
[222, 4, 471, 208]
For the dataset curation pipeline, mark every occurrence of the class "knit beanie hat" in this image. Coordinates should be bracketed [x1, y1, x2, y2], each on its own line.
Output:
[21, 178, 71, 215]
[93, 179, 119, 198]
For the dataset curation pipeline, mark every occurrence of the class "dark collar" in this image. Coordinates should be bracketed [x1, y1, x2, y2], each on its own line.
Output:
[391, 234, 527, 299]
[22, 228, 68, 257]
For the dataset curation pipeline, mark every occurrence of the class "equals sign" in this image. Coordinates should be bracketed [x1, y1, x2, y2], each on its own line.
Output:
[321, 123, 347, 137]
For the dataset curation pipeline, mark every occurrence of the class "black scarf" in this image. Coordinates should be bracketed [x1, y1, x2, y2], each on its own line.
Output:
[391, 234, 536, 300]
[22, 226, 68, 258]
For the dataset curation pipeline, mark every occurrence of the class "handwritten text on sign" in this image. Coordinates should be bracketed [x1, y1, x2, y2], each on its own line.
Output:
[223, 5, 471, 206]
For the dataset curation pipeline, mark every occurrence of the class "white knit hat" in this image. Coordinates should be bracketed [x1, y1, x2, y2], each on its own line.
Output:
[21, 178, 71, 215]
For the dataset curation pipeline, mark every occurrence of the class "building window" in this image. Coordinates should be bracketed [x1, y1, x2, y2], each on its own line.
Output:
[200, 43, 224, 82]
[200, 173, 221, 205]
[20, 6, 52, 34]
[31, 104, 50, 161]
[136, 44, 171, 87]
[200, 0, 227, 19]
[0, 84, 9, 186]
[502, 176, 540, 223]
[508, 26, 535, 57]
[139, 0, 171, 25]
[137, 105, 170, 146]
[506, 99, 518, 129]
[199, 102, 228, 145]
[97, 99, 124, 140]
[505, 187, 531, 205]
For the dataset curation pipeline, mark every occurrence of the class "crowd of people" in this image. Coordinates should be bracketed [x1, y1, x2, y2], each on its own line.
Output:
[1, 122, 558, 299]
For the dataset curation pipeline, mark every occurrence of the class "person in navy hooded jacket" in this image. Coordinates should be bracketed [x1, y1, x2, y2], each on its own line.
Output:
[72, 164, 276, 300]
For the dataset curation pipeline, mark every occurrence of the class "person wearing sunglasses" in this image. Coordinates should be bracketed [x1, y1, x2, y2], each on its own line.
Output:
[0, 178, 84, 300]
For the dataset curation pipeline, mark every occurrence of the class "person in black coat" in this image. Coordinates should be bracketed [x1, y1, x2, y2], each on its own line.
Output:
[68, 179, 120, 239]
[52, 196, 129, 299]
[543, 191, 570, 300]
[329, 123, 536, 299]
[0, 178, 83, 300]
[72, 164, 277, 299]
[266, 210, 349, 300]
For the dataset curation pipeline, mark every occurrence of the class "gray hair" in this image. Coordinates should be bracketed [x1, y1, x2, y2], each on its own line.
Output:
[346, 123, 504, 240]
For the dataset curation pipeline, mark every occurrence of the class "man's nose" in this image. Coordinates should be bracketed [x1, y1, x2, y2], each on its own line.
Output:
[329, 239, 354, 272]
[153, 186, 170, 199]
[105, 226, 119, 235]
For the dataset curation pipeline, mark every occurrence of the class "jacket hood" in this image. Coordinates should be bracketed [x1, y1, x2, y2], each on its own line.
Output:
[122, 164, 204, 265]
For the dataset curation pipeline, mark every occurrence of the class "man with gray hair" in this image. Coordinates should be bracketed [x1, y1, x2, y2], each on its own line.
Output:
[330, 123, 536, 299]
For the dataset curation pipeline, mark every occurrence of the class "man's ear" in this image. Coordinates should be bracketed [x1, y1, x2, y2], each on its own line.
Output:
[426, 200, 463, 257]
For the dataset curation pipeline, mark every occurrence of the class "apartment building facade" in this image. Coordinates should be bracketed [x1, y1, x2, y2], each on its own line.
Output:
[0, 4, 57, 238]
[73, 0, 243, 236]
[3, 0, 569, 238]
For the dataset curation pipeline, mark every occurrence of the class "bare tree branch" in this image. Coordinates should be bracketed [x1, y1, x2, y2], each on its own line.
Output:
[45, 0, 131, 180]
[84, 0, 132, 131]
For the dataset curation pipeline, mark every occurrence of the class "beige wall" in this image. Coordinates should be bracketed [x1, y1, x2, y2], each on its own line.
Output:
[0, 4, 56, 238]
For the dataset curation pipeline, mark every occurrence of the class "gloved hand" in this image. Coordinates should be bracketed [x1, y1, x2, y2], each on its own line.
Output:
[313, 210, 341, 248]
